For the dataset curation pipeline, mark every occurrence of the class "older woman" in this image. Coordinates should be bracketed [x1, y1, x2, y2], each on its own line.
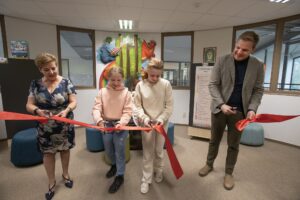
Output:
[26, 53, 77, 200]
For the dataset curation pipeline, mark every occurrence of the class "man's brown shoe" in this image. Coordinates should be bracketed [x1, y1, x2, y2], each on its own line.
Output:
[223, 174, 234, 190]
[198, 165, 213, 177]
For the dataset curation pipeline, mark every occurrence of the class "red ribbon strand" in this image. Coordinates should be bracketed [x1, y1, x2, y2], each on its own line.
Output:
[236, 114, 300, 131]
[0, 111, 183, 179]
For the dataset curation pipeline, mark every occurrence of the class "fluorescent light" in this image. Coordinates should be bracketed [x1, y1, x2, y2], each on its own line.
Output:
[269, 0, 290, 3]
[119, 20, 123, 29]
[119, 20, 133, 30]
[129, 20, 132, 30]
[124, 20, 128, 29]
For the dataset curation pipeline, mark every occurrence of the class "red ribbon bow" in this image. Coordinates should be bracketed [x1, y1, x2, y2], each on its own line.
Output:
[236, 114, 300, 131]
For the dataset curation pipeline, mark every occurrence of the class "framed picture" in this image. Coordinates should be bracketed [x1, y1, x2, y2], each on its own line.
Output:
[203, 47, 216, 64]
[10, 40, 29, 59]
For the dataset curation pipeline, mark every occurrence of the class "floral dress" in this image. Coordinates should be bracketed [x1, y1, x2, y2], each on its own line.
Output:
[29, 78, 76, 153]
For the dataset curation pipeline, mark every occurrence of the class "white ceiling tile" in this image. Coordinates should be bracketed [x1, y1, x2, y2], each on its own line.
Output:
[176, 0, 219, 13]
[53, 16, 87, 29]
[138, 21, 164, 32]
[235, 1, 290, 19]
[75, 4, 110, 19]
[208, 0, 257, 16]
[13, 14, 59, 25]
[194, 14, 229, 27]
[106, 0, 143, 7]
[36, 1, 80, 17]
[107, 6, 142, 20]
[222, 16, 259, 27]
[84, 19, 117, 31]
[162, 23, 189, 32]
[140, 8, 173, 22]
[168, 12, 203, 24]
[186, 24, 215, 31]
[142, 0, 180, 10]
[1, 0, 46, 15]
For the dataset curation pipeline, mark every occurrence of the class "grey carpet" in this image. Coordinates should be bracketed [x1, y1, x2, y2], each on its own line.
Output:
[0, 125, 299, 200]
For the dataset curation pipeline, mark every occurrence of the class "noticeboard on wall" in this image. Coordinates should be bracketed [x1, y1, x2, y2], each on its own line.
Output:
[189, 63, 214, 131]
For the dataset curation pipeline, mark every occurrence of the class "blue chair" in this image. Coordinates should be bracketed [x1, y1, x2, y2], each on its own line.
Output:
[85, 127, 104, 152]
[11, 128, 43, 167]
[240, 123, 264, 146]
[167, 122, 175, 145]
[164, 122, 174, 148]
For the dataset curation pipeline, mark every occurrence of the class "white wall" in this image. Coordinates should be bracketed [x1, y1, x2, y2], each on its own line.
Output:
[193, 28, 233, 63]
[5, 17, 57, 58]
[258, 94, 300, 146]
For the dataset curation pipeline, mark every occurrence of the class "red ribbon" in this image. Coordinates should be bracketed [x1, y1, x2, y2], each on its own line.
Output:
[236, 114, 300, 131]
[0, 111, 183, 179]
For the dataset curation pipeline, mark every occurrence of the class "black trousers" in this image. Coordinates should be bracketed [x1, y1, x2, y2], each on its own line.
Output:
[206, 111, 244, 175]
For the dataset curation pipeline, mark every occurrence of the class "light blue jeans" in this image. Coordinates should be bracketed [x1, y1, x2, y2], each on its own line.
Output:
[102, 120, 128, 176]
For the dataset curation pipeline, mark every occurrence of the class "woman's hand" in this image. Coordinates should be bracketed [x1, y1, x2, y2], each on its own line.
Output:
[37, 109, 53, 118]
[55, 109, 69, 118]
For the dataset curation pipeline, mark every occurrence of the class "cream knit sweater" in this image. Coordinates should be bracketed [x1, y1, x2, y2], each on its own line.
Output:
[134, 78, 173, 124]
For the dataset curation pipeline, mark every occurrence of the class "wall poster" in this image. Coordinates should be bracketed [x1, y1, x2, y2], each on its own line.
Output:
[192, 65, 213, 128]
[10, 40, 29, 59]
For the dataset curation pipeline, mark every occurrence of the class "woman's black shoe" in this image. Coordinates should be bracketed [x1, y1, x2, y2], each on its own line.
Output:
[106, 165, 117, 178]
[62, 175, 73, 188]
[45, 181, 56, 200]
[108, 175, 124, 193]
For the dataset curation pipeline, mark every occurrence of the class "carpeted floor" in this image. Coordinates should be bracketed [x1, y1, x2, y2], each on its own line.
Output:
[0, 125, 299, 200]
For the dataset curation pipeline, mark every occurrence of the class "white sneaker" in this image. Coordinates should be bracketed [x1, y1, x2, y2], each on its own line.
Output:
[140, 182, 149, 194]
[154, 172, 163, 183]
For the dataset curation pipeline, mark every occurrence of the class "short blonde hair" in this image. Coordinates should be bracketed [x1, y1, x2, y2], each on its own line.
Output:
[147, 58, 164, 70]
[143, 58, 164, 80]
[108, 66, 124, 78]
[35, 53, 57, 69]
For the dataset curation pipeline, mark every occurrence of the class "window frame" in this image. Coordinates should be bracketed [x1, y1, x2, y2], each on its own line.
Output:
[233, 14, 300, 96]
[57, 25, 96, 89]
[161, 31, 194, 90]
[0, 15, 8, 58]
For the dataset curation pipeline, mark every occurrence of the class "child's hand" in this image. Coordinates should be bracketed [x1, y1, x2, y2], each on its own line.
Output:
[115, 123, 122, 129]
[154, 119, 163, 126]
[97, 121, 104, 128]
[144, 118, 151, 127]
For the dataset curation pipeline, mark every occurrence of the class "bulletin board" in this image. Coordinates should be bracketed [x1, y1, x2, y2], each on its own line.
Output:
[188, 63, 213, 139]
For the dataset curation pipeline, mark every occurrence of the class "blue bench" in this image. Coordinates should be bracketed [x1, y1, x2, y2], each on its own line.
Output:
[85, 127, 105, 152]
[11, 128, 43, 167]
[240, 123, 264, 146]
[167, 122, 175, 145]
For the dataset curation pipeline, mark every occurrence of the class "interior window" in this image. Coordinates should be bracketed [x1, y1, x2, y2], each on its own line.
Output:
[57, 26, 96, 88]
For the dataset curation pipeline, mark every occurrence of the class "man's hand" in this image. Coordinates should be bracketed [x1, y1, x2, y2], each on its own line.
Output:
[221, 104, 237, 115]
[246, 110, 256, 120]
